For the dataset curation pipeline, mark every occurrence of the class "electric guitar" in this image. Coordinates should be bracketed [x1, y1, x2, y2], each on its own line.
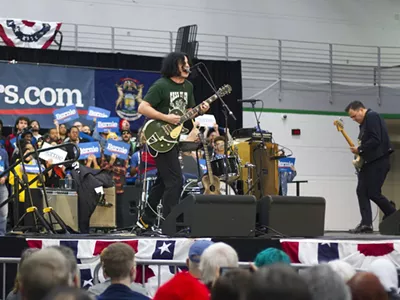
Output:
[333, 119, 364, 172]
[143, 84, 232, 153]
[198, 132, 221, 195]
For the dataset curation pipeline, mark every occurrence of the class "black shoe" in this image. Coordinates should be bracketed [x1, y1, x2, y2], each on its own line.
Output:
[349, 223, 373, 234]
[97, 193, 113, 207]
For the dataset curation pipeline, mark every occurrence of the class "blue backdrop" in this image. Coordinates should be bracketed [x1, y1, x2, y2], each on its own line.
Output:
[0, 62, 95, 128]
[94, 69, 161, 131]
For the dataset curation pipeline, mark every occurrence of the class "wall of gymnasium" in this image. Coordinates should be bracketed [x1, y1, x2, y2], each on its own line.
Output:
[4, 0, 400, 46]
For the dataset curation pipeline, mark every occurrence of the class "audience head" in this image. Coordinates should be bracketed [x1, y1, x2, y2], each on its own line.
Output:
[246, 264, 312, 300]
[347, 272, 388, 300]
[120, 119, 130, 131]
[106, 131, 119, 141]
[12, 248, 40, 293]
[211, 268, 252, 300]
[100, 242, 136, 283]
[29, 120, 40, 132]
[19, 248, 72, 300]
[368, 258, 399, 295]
[73, 121, 83, 131]
[186, 240, 214, 279]
[43, 286, 92, 300]
[121, 130, 132, 142]
[82, 125, 91, 135]
[199, 242, 239, 287]
[49, 245, 81, 288]
[49, 128, 58, 141]
[300, 264, 351, 300]
[15, 116, 29, 133]
[69, 126, 80, 142]
[59, 124, 68, 136]
[327, 260, 356, 282]
[214, 136, 226, 152]
[254, 247, 291, 268]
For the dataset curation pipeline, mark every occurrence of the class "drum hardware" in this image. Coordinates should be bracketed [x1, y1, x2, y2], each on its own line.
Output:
[244, 163, 256, 192]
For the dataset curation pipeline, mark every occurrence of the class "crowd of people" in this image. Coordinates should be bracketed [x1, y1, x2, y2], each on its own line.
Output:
[6, 241, 400, 300]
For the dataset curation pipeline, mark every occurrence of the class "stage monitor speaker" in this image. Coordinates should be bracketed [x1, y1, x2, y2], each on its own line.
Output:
[258, 195, 326, 237]
[379, 209, 400, 235]
[115, 185, 140, 229]
[162, 194, 257, 237]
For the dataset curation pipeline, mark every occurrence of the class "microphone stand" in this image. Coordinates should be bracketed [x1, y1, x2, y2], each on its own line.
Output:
[195, 64, 236, 194]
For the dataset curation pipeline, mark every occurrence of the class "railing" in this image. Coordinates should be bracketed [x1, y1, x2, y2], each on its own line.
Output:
[2, 23, 400, 86]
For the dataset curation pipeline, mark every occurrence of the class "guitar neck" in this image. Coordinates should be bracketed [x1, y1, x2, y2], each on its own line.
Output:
[341, 130, 355, 147]
[179, 93, 219, 123]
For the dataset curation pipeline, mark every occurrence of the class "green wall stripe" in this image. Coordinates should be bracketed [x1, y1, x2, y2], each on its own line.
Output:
[243, 107, 400, 119]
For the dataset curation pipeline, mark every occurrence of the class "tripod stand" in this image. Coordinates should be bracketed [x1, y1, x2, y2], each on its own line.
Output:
[0, 142, 80, 234]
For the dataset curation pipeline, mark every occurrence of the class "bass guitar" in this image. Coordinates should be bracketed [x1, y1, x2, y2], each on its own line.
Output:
[333, 119, 364, 172]
[143, 84, 232, 153]
[198, 132, 221, 195]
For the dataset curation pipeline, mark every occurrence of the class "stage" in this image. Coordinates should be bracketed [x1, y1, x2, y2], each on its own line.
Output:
[1, 231, 400, 297]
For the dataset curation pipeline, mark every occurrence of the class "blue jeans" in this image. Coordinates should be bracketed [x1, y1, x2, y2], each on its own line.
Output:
[0, 185, 8, 236]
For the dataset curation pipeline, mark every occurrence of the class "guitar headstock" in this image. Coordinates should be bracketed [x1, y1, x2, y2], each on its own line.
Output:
[216, 84, 232, 98]
[333, 119, 344, 132]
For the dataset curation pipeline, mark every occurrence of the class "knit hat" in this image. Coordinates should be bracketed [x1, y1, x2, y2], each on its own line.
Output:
[254, 247, 291, 267]
[153, 272, 210, 300]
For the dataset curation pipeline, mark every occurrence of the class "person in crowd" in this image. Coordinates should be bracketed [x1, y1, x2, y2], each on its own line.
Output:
[299, 264, 351, 300]
[29, 120, 41, 140]
[43, 286, 92, 300]
[204, 123, 220, 150]
[48, 128, 60, 144]
[368, 258, 400, 299]
[19, 248, 73, 300]
[347, 272, 388, 300]
[49, 245, 81, 288]
[54, 120, 68, 142]
[120, 119, 131, 132]
[73, 121, 83, 132]
[6, 248, 39, 300]
[211, 268, 253, 300]
[82, 125, 92, 135]
[246, 264, 312, 300]
[6, 116, 29, 161]
[0, 120, 6, 147]
[152, 240, 213, 300]
[9, 140, 44, 206]
[253, 247, 291, 268]
[213, 136, 228, 159]
[97, 242, 149, 300]
[0, 143, 9, 236]
[187, 240, 214, 279]
[199, 242, 239, 290]
[327, 260, 356, 283]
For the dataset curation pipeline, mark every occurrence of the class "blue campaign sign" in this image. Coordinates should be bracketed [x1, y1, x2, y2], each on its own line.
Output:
[78, 142, 101, 160]
[278, 157, 296, 173]
[21, 163, 44, 174]
[104, 140, 130, 160]
[96, 117, 120, 133]
[199, 159, 207, 173]
[87, 106, 111, 121]
[53, 105, 79, 124]
[95, 69, 161, 132]
[10, 137, 17, 149]
[0, 161, 4, 173]
[0, 62, 95, 128]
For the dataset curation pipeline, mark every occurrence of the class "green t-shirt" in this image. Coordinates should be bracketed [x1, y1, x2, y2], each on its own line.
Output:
[144, 77, 196, 115]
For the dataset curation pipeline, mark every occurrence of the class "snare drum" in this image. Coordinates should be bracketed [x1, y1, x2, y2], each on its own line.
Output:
[210, 156, 240, 183]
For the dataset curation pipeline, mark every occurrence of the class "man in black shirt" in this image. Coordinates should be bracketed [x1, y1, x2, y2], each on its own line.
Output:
[346, 101, 396, 233]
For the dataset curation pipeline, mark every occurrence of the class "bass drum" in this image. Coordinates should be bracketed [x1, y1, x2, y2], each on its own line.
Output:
[219, 181, 236, 195]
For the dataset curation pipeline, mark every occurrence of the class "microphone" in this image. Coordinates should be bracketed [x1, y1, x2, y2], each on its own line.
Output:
[237, 99, 262, 103]
[184, 62, 202, 74]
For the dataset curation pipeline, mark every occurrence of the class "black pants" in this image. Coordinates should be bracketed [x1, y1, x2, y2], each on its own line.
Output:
[142, 146, 182, 225]
[357, 156, 396, 226]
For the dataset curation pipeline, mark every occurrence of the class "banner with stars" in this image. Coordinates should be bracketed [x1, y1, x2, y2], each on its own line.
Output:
[26, 237, 211, 297]
[281, 238, 400, 269]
